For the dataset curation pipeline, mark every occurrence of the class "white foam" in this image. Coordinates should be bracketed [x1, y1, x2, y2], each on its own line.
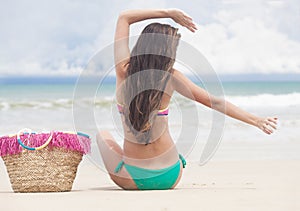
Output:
[0, 92, 299, 111]
[225, 92, 300, 107]
[0, 102, 10, 111]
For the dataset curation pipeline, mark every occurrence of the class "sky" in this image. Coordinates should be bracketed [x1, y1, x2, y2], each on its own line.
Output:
[0, 0, 299, 77]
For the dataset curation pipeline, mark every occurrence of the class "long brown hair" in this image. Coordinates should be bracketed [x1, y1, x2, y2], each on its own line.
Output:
[123, 22, 181, 144]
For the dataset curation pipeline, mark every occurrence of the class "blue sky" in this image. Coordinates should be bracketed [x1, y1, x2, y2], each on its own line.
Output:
[0, 0, 299, 77]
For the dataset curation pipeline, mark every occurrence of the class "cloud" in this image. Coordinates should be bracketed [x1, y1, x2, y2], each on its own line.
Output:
[0, 0, 299, 76]
[0, 0, 115, 76]
[179, 0, 300, 74]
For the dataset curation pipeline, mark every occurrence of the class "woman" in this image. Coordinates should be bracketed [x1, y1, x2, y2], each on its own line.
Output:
[97, 9, 278, 190]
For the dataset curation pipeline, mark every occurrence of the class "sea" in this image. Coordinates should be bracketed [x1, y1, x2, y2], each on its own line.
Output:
[0, 76, 299, 166]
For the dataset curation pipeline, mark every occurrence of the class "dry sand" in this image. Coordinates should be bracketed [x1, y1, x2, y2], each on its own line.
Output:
[0, 158, 299, 211]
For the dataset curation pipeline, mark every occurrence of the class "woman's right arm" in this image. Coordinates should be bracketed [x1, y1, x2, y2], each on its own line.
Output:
[172, 69, 278, 134]
[114, 9, 197, 77]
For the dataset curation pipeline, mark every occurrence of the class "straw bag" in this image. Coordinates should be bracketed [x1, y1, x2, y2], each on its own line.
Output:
[0, 129, 91, 193]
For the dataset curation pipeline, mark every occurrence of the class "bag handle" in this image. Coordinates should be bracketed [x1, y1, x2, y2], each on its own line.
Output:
[17, 128, 53, 151]
[63, 131, 90, 138]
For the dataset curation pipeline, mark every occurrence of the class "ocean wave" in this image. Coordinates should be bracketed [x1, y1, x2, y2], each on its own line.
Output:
[0, 93, 299, 111]
[225, 92, 300, 107]
[0, 97, 116, 111]
[0, 99, 73, 110]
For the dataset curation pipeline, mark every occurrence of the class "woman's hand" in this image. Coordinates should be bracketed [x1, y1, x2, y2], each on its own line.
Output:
[167, 9, 197, 32]
[255, 117, 278, 135]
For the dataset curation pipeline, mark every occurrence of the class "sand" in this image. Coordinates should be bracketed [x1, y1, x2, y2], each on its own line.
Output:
[0, 158, 299, 211]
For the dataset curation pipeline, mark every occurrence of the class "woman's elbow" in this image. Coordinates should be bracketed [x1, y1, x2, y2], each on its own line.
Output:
[200, 95, 223, 109]
[209, 96, 226, 112]
[118, 11, 127, 21]
[118, 10, 131, 22]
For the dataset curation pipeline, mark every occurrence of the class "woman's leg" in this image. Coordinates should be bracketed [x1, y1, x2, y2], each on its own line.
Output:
[96, 130, 137, 190]
[171, 162, 183, 189]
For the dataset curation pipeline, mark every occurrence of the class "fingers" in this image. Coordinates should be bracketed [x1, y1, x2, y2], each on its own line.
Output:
[183, 12, 192, 20]
[262, 117, 278, 135]
[262, 125, 273, 135]
[174, 10, 197, 32]
[267, 121, 277, 130]
[182, 18, 197, 32]
[268, 122, 277, 130]
[261, 123, 273, 134]
[267, 117, 278, 124]
[189, 23, 198, 32]
[267, 117, 278, 129]
[183, 15, 197, 31]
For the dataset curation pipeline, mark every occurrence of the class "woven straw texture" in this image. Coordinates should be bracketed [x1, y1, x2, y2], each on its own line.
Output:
[2, 147, 82, 193]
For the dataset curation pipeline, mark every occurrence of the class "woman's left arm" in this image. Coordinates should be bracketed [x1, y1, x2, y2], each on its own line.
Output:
[172, 69, 278, 135]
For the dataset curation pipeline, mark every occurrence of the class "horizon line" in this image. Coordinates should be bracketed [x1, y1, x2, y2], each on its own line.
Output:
[0, 73, 300, 84]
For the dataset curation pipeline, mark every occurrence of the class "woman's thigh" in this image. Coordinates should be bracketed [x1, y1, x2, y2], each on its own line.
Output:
[171, 162, 183, 189]
[96, 131, 137, 190]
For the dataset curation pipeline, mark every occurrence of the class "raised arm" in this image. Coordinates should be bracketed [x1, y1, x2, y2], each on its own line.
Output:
[114, 9, 197, 76]
[172, 69, 278, 135]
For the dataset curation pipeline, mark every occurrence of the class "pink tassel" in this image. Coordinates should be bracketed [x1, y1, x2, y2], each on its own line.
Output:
[0, 132, 91, 156]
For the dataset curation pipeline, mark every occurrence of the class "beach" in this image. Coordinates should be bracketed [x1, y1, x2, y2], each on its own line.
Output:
[0, 159, 299, 211]
[0, 80, 299, 210]
[1, 1, 300, 209]
[1, 0, 300, 209]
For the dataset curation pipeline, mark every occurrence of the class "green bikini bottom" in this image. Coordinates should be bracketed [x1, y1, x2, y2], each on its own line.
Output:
[114, 154, 186, 190]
